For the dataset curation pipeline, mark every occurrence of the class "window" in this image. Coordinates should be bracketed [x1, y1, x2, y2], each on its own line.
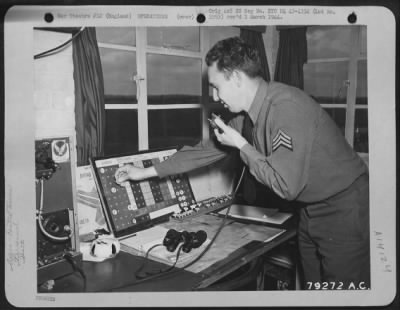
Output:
[97, 26, 239, 155]
[304, 26, 368, 153]
[97, 27, 138, 155]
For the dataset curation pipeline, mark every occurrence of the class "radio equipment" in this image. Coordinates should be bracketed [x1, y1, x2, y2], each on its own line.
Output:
[35, 137, 81, 285]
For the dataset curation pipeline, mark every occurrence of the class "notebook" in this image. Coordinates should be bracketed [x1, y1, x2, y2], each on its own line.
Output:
[218, 204, 293, 225]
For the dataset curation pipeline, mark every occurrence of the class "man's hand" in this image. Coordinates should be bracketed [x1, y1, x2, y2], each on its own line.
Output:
[114, 164, 157, 184]
[213, 117, 248, 149]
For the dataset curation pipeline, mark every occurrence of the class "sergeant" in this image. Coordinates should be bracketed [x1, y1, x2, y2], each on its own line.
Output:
[115, 37, 370, 289]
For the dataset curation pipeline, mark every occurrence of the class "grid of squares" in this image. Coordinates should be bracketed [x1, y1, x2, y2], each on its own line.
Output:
[96, 154, 196, 231]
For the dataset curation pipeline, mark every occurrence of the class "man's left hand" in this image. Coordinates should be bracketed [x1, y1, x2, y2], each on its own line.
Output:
[213, 117, 248, 150]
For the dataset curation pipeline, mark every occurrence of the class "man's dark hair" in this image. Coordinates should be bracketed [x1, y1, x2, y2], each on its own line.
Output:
[205, 36, 262, 79]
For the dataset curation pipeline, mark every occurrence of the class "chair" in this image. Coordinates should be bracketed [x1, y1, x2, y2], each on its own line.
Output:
[201, 256, 265, 291]
[262, 238, 299, 290]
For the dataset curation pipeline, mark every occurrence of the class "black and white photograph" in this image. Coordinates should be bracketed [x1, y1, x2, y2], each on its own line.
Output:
[3, 4, 397, 308]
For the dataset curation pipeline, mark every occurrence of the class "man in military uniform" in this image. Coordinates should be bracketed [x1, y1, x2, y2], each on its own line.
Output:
[115, 37, 370, 289]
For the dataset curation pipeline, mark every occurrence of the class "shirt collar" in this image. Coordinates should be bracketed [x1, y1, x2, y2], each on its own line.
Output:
[247, 79, 268, 125]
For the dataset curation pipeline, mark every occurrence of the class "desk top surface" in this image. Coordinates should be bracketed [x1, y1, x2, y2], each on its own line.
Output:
[42, 214, 297, 292]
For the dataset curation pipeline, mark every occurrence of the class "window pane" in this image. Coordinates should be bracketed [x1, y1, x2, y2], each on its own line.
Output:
[209, 26, 240, 48]
[307, 26, 352, 59]
[148, 109, 202, 149]
[104, 110, 138, 155]
[354, 109, 368, 153]
[99, 47, 137, 103]
[147, 54, 201, 104]
[96, 27, 136, 46]
[304, 61, 349, 104]
[357, 59, 367, 105]
[324, 108, 346, 136]
[147, 27, 200, 52]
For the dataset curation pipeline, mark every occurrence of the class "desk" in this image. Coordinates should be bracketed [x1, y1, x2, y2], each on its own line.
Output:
[39, 214, 297, 292]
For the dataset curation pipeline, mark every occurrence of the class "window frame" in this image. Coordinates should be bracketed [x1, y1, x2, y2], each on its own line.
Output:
[99, 26, 368, 153]
[305, 26, 368, 150]
[99, 27, 209, 151]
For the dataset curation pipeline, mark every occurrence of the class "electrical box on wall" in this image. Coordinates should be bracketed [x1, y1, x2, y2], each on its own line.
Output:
[35, 136, 82, 285]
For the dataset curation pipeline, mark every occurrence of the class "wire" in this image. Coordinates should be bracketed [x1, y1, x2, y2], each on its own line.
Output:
[161, 244, 184, 273]
[177, 165, 246, 270]
[37, 178, 73, 241]
[135, 241, 185, 280]
[110, 166, 247, 291]
[144, 244, 184, 278]
[33, 27, 86, 60]
[134, 243, 163, 278]
[233, 165, 247, 196]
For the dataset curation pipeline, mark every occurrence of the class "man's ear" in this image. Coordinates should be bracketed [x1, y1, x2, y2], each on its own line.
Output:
[232, 70, 242, 87]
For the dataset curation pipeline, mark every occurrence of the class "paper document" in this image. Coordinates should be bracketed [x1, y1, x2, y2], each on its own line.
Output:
[75, 165, 107, 235]
[120, 225, 170, 250]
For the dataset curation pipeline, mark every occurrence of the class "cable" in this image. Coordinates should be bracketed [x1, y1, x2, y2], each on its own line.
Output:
[64, 253, 87, 292]
[37, 178, 73, 241]
[134, 243, 163, 278]
[145, 244, 184, 278]
[161, 244, 184, 273]
[110, 166, 247, 291]
[177, 165, 246, 270]
[233, 165, 247, 196]
[135, 241, 185, 280]
[33, 27, 86, 60]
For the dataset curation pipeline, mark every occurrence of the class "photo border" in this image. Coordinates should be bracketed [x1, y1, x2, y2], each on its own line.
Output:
[2, 2, 398, 308]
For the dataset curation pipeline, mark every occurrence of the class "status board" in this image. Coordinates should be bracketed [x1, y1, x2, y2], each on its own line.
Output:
[90, 149, 196, 238]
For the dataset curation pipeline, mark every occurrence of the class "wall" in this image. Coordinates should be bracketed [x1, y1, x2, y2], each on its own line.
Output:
[33, 29, 76, 140]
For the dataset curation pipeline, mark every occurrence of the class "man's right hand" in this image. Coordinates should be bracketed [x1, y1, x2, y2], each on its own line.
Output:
[114, 164, 157, 184]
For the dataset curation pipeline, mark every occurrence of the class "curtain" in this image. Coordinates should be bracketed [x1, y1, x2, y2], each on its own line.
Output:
[240, 27, 271, 82]
[73, 27, 105, 166]
[274, 26, 307, 89]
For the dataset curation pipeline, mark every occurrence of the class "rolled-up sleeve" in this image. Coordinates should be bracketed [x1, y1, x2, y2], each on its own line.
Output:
[154, 138, 230, 178]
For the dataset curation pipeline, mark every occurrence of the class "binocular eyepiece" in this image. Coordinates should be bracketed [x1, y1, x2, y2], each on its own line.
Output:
[163, 229, 207, 253]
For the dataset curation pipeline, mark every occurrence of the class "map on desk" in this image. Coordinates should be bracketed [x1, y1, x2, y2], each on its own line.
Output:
[160, 214, 286, 273]
[119, 224, 212, 268]
[120, 214, 286, 274]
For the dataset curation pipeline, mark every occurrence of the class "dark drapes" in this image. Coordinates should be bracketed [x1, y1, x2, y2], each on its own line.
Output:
[240, 27, 271, 82]
[73, 27, 105, 166]
[274, 26, 308, 89]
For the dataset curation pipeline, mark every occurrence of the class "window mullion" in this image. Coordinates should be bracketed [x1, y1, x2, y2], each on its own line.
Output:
[201, 27, 211, 141]
[344, 26, 361, 146]
[136, 27, 149, 150]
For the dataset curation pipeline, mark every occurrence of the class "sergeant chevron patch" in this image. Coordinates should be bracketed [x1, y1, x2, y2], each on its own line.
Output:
[272, 129, 293, 152]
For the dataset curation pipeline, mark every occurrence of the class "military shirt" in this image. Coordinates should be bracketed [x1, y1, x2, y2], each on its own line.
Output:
[154, 80, 368, 204]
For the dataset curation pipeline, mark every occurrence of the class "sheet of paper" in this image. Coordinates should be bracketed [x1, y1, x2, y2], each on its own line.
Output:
[75, 165, 107, 235]
[120, 225, 170, 250]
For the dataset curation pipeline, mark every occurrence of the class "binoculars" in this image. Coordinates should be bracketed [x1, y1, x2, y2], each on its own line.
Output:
[163, 229, 207, 253]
